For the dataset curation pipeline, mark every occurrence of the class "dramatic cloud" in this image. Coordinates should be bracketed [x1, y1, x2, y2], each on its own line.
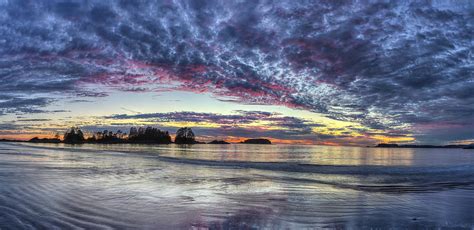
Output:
[100, 110, 338, 144]
[0, 0, 472, 143]
[106, 110, 324, 131]
[0, 95, 52, 114]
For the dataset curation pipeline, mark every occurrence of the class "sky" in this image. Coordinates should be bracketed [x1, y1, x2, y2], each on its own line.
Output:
[0, 0, 473, 145]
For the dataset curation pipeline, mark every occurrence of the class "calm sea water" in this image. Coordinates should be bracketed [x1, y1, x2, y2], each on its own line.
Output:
[0, 142, 473, 229]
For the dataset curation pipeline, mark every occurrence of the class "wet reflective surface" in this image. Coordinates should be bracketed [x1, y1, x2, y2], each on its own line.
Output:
[0, 142, 473, 229]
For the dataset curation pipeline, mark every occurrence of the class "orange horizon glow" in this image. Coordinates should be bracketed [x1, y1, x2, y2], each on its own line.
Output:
[0, 131, 418, 147]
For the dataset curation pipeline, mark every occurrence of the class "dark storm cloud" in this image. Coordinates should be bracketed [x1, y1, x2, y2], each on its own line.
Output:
[0, 0, 473, 142]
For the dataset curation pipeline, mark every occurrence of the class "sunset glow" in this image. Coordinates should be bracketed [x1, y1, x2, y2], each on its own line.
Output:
[0, 1, 472, 146]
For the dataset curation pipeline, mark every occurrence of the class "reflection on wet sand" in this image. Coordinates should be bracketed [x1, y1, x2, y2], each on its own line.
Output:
[0, 142, 473, 229]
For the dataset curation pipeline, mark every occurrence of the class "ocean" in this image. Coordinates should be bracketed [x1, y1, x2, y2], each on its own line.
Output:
[0, 142, 473, 229]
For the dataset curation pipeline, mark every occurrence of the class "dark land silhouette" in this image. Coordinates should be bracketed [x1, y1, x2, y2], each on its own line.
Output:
[21, 126, 233, 145]
[1, 129, 472, 147]
[128, 127, 172, 144]
[0, 139, 26, 142]
[376, 143, 399, 148]
[29, 137, 61, 143]
[241, 138, 272, 144]
[63, 127, 85, 144]
[174, 127, 197, 144]
[64, 126, 173, 144]
[208, 140, 230, 144]
[376, 143, 474, 149]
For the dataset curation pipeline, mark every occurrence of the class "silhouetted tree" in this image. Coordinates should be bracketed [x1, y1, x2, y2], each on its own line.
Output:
[59, 126, 199, 145]
[129, 127, 138, 138]
[128, 126, 172, 144]
[116, 130, 123, 139]
[63, 127, 85, 144]
[92, 129, 126, 144]
[175, 127, 196, 144]
[86, 134, 97, 143]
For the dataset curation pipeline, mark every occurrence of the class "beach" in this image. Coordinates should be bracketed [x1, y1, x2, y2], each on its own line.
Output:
[0, 142, 473, 229]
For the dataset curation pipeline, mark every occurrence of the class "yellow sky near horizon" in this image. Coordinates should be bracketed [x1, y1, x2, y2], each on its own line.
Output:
[0, 90, 416, 146]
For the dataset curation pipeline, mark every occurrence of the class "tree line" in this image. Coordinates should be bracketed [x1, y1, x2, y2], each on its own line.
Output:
[28, 126, 272, 145]
[61, 126, 197, 144]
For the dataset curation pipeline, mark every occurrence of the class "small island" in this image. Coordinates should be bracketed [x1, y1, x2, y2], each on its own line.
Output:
[208, 140, 230, 144]
[241, 138, 272, 144]
[29, 137, 61, 143]
[376, 143, 474, 149]
[174, 127, 198, 144]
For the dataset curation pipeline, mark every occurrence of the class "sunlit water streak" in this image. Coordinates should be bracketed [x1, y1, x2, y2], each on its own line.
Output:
[0, 142, 473, 229]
